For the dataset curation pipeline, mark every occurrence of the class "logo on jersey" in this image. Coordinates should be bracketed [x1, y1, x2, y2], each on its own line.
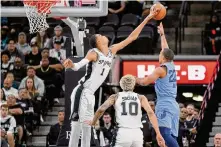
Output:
[98, 60, 111, 67]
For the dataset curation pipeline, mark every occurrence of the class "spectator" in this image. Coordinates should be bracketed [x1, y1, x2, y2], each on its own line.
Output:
[7, 94, 24, 145]
[31, 31, 50, 49]
[49, 40, 66, 63]
[1, 127, 9, 147]
[178, 107, 188, 147]
[204, 14, 221, 55]
[2, 78, 18, 98]
[179, 103, 185, 109]
[25, 43, 42, 66]
[0, 104, 16, 147]
[214, 133, 221, 147]
[17, 88, 34, 134]
[16, 32, 31, 55]
[1, 51, 14, 77]
[36, 58, 61, 106]
[185, 104, 198, 146]
[19, 67, 45, 97]
[24, 77, 43, 122]
[5, 72, 19, 89]
[2, 39, 25, 63]
[47, 109, 64, 146]
[193, 108, 199, 120]
[49, 25, 67, 48]
[108, 1, 126, 16]
[1, 26, 9, 50]
[100, 112, 114, 146]
[12, 57, 27, 83]
[1, 88, 6, 104]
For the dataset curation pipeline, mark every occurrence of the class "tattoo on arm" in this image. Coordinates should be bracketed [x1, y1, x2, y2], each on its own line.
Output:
[92, 94, 117, 125]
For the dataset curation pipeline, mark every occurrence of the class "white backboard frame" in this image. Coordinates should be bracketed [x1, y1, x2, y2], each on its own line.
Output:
[1, 0, 108, 17]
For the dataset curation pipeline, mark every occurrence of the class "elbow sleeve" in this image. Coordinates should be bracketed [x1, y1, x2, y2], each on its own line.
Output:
[71, 58, 90, 71]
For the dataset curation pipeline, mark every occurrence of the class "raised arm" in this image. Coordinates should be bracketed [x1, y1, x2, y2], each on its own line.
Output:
[63, 50, 97, 71]
[140, 95, 166, 147]
[111, 7, 160, 55]
[91, 94, 117, 126]
[158, 22, 169, 50]
[136, 67, 166, 86]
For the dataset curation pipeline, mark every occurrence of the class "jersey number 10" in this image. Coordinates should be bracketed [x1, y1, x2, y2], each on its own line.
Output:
[121, 101, 138, 116]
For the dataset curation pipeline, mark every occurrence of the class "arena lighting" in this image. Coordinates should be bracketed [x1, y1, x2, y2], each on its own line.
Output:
[193, 95, 204, 102]
[182, 92, 193, 98]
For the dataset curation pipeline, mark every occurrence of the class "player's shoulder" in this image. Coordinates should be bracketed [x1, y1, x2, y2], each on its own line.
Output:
[86, 49, 98, 61]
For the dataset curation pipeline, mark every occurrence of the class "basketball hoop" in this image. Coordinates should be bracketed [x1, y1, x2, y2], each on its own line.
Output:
[23, 0, 61, 33]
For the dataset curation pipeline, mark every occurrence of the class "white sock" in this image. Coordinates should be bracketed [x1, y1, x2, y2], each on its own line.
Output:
[81, 123, 92, 147]
[68, 121, 81, 147]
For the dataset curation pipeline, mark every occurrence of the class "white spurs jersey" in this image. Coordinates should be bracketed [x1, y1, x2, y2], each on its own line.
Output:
[78, 48, 113, 93]
[114, 92, 142, 128]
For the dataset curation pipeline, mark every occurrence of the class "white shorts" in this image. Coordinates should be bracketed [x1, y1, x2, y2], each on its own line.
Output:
[112, 128, 143, 147]
[70, 85, 95, 122]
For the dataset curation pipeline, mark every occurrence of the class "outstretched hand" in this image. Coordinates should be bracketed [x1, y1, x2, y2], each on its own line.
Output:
[149, 5, 160, 18]
[157, 22, 165, 36]
[63, 58, 74, 69]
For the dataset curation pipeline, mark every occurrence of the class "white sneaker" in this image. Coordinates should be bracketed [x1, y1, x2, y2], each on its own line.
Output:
[40, 115, 44, 122]
[54, 98, 60, 103]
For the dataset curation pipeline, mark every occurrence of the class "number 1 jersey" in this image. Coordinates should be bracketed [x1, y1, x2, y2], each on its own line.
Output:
[114, 91, 142, 128]
[78, 48, 113, 93]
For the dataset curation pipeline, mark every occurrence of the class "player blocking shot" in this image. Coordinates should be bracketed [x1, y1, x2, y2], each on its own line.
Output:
[136, 23, 180, 147]
[87, 75, 166, 147]
[63, 7, 161, 147]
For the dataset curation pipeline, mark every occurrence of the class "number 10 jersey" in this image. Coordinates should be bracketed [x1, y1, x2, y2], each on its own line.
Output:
[78, 48, 113, 94]
[114, 91, 142, 128]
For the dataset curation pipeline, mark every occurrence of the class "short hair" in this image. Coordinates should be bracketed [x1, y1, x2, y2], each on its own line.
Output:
[1, 104, 8, 109]
[187, 104, 195, 108]
[103, 112, 110, 116]
[1, 51, 11, 59]
[7, 38, 16, 44]
[58, 109, 64, 113]
[27, 66, 35, 71]
[120, 74, 136, 91]
[162, 48, 174, 61]
[89, 34, 97, 48]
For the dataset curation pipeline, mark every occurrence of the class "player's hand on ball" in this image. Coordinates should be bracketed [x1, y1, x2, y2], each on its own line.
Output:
[149, 5, 160, 18]
[156, 134, 166, 147]
[157, 22, 165, 36]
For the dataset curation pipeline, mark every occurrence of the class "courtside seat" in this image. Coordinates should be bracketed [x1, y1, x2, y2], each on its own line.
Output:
[99, 26, 115, 46]
[103, 14, 120, 28]
[85, 17, 100, 28]
[116, 26, 134, 54]
[120, 13, 139, 27]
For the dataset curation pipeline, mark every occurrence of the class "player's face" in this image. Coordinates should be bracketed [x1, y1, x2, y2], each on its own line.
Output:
[96, 34, 109, 46]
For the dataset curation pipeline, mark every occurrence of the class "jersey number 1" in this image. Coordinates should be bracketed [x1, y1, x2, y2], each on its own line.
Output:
[121, 101, 138, 116]
[100, 68, 105, 76]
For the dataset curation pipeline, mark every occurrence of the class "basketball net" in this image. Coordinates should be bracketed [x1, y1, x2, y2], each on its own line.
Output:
[23, 0, 61, 33]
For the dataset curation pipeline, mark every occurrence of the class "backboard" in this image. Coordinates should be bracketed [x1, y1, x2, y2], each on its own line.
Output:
[1, 0, 108, 17]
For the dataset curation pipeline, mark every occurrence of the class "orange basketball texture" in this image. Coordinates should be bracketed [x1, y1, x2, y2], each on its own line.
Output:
[151, 3, 167, 20]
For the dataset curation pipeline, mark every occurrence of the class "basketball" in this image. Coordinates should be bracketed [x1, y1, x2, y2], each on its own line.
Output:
[151, 3, 166, 20]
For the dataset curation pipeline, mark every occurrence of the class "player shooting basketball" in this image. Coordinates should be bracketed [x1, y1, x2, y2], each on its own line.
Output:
[63, 7, 160, 147]
[136, 23, 180, 147]
[87, 75, 166, 147]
